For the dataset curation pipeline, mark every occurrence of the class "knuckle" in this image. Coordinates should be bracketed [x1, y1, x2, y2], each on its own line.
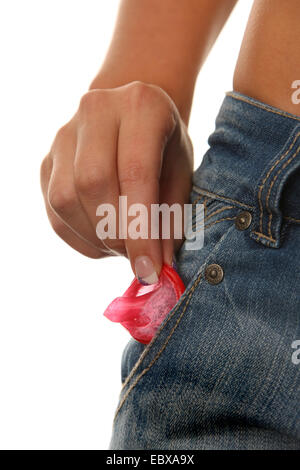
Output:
[54, 123, 72, 142]
[48, 184, 77, 214]
[78, 90, 108, 115]
[125, 81, 155, 109]
[124, 81, 175, 131]
[75, 163, 108, 197]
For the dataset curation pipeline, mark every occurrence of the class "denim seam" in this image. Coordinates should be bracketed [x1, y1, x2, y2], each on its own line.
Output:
[192, 195, 205, 206]
[226, 92, 300, 123]
[205, 216, 236, 230]
[190, 194, 205, 232]
[257, 132, 300, 236]
[252, 231, 276, 244]
[193, 216, 237, 232]
[192, 206, 235, 230]
[266, 145, 300, 238]
[192, 186, 254, 210]
[115, 272, 203, 419]
[204, 205, 234, 223]
[284, 216, 300, 224]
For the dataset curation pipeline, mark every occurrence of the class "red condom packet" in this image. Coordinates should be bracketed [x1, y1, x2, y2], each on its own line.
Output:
[103, 264, 185, 344]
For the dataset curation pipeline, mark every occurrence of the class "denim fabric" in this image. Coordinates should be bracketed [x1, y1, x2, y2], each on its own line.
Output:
[110, 92, 300, 450]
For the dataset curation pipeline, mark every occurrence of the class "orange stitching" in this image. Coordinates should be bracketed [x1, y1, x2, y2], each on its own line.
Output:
[192, 194, 204, 207]
[252, 231, 276, 243]
[115, 273, 202, 419]
[191, 197, 207, 230]
[188, 195, 205, 232]
[205, 205, 234, 222]
[193, 216, 236, 232]
[257, 132, 300, 233]
[192, 186, 253, 210]
[266, 146, 300, 237]
[192, 211, 237, 230]
[226, 92, 300, 123]
[205, 217, 236, 230]
[192, 206, 235, 230]
[284, 216, 300, 223]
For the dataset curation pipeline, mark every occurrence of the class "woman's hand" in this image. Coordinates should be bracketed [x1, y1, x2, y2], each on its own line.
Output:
[40, 81, 193, 282]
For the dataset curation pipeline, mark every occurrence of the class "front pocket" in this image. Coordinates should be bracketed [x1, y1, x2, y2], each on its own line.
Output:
[115, 216, 240, 421]
[117, 189, 253, 410]
[117, 190, 246, 399]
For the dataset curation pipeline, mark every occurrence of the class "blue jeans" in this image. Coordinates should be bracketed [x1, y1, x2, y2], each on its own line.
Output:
[110, 92, 300, 450]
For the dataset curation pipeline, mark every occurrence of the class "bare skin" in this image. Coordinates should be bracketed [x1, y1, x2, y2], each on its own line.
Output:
[234, 0, 300, 117]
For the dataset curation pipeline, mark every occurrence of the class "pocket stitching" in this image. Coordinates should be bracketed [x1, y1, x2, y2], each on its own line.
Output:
[205, 205, 234, 222]
[114, 271, 203, 420]
[266, 145, 300, 238]
[205, 216, 236, 230]
[192, 206, 236, 230]
[226, 92, 300, 122]
[192, 186, 254, 210]
[284, 216, 300, 224]
[257, 131, 300, 235]
[252, 231, 276, 244]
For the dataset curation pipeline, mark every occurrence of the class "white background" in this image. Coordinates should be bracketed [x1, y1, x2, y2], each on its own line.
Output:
[0, 0, 253, 449]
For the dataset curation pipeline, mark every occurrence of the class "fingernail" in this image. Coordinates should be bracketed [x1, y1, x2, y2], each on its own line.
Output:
[135, 255, 159, 285]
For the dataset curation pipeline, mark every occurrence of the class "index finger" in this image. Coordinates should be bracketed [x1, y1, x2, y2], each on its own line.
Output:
[117, 101, 175, 283]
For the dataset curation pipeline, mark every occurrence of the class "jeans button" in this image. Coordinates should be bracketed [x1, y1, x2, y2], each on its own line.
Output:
[205, 264, 224, 285]
[235, 211, 252, 230]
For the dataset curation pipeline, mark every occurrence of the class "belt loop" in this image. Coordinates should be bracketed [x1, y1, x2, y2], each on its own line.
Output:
[251, 126, 300, 248]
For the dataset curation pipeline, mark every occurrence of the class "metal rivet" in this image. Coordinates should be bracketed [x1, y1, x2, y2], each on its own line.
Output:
[235, 211, 252, 231]
[205, 264, 224, 285]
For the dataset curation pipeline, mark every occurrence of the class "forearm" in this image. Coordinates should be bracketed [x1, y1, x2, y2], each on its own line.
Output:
[234, 0, 300, 117]
[90, 0, 237, 124]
